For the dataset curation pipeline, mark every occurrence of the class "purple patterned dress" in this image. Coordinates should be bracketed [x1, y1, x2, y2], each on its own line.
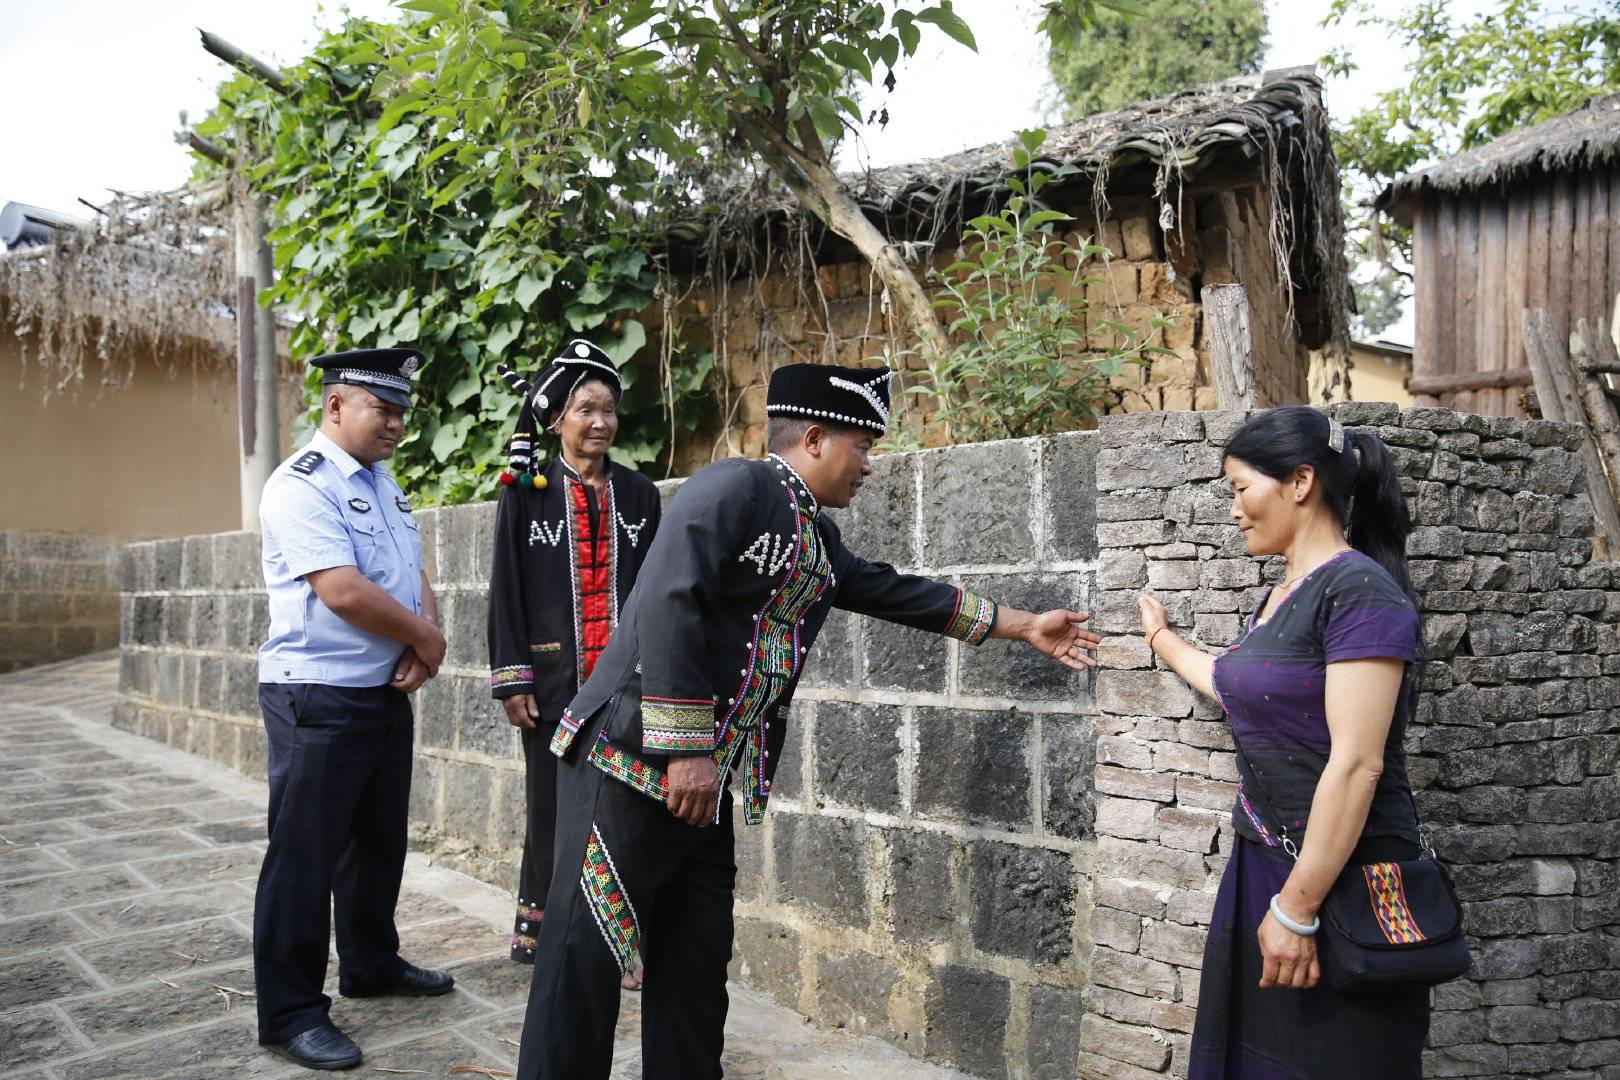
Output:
[1189, 550, 1430, 1080]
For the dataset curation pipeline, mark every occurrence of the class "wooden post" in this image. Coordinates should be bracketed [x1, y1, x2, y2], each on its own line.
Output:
[232, 170, 280, 531]
[1202, 284, 1258, 410]
[1523, 308, 1620, 555]
[1571, 318, 1620, 520]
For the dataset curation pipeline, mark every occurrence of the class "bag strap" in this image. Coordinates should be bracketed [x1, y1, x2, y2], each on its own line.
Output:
[1231, 738, 1300, 860]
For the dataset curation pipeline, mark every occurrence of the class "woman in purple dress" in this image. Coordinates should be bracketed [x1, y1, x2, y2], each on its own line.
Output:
[1138, 406, 1429, 1079]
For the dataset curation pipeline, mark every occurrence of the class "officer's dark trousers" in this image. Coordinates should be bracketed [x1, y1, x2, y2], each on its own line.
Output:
[516, 714, 736, 1080]
[512, 724, 560, 962]
[254, 683, 412, 1043]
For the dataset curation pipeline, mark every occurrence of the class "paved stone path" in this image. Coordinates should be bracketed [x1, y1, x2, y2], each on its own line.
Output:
[0, 655, 967, 1080]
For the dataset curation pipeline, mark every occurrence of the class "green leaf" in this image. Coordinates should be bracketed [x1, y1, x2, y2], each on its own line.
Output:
[489, 204, 526, 229]
[393, 309, 422, 343]
[821, 41, 873, 82]
[446, 369, 482, 407]
[486, 318, 522, 355]
[915, 5, 977, 51]
[429, 414, 474, 459]
[514, 268, 555, 310]
[601, 320, 646, 366]
[399, 0, 455, 17]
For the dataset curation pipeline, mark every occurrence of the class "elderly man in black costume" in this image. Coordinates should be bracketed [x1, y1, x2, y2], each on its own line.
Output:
[515, 362, 1100, 1079]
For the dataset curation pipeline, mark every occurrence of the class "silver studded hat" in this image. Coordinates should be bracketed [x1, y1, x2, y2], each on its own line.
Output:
[765, 363, 892, 434]
[494, 338, 623, 481]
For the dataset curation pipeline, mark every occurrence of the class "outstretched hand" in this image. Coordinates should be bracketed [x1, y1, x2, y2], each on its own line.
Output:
[1018, 608, 1101, 670]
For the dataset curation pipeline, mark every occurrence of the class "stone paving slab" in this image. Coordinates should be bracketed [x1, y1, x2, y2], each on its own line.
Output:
[0, 655, 970, 1080]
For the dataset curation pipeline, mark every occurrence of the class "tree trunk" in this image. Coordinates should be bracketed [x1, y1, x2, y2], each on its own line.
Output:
[733, 117, 951, 361]
[232, 170, 281, 531]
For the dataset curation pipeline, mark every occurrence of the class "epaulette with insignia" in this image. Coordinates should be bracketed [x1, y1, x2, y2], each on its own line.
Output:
[291, 451, 324, 475]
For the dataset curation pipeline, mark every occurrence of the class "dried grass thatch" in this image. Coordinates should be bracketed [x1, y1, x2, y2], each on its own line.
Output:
[0, 185, 237, 395]
[679, 66, 1351, 352]
[1377, 92, 1620, 223]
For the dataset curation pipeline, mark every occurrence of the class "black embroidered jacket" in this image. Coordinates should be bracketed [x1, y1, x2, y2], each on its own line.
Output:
[551, 454, 996, 823]
[486, 456, 662, 723]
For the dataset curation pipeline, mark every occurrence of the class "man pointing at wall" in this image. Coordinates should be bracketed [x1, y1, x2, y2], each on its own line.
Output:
[516, 363, 1102, 1078]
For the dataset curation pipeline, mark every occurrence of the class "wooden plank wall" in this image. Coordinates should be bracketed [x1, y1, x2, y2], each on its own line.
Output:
[1411, 166, 1620, 416]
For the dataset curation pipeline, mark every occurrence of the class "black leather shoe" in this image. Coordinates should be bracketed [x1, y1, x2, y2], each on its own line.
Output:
[340, 962, 455, 999]
[261, 1024, 362, 1071]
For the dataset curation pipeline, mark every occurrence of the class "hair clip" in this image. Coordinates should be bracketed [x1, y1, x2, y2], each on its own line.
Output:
[1327, 418, 1346, 453]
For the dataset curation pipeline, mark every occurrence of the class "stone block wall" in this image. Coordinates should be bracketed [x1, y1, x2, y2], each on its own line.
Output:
[729, 432, 1101, 1078]
[1086, 404, 1620, 1080]
[115, 408, 1620, 1079]
[0, 530, 120, 674]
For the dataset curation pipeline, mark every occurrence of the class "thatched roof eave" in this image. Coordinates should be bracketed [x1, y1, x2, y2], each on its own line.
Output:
[1377, 93, 1620, 224]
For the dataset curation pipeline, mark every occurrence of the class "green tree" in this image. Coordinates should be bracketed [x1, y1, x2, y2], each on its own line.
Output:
[196, 9, 703, 504]
[1046, 0, 1266, 120]
[196, 1, 1150, 502]
[1325, 0, 1620, 329]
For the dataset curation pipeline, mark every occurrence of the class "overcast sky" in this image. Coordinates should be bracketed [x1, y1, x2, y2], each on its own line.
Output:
[0, 0, 1475, 344]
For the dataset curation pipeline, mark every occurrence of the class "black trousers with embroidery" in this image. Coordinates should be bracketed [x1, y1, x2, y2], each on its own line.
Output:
[512, 723, 560, 963]
[516, 714, 737, 1080]
[253, 683, 412, 1043]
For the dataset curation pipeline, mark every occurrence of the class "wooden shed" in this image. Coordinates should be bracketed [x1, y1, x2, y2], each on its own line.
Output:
[1376, 93, 1620, 416]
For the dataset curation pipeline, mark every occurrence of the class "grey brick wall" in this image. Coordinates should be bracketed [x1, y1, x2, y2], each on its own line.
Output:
[1087, 405, 1620, 1080]
[115, 410, 1620, 1079]
[0, 530, 120, 674]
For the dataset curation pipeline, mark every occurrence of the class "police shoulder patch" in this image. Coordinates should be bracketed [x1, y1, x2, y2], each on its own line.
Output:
[395, 495, 412, 513]
[291, 450, 324, 475]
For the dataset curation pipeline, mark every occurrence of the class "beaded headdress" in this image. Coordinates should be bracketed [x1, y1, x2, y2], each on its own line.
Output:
[494, 339, 622, 490]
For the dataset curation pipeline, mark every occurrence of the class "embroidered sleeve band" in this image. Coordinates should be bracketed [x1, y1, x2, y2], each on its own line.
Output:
[942, 591, 997, 646]
[491, 664, 535, 689]
[640, 696, 716, 753]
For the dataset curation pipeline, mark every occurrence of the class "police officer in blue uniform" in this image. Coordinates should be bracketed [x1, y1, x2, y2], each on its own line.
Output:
[254, 348, 454, 1071]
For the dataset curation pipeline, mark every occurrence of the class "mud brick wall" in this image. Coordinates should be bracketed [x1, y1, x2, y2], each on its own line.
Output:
[1086, 404, 1620, 1080]
[658, 185, 1315, 476]
[0, 530, 120, 674]
[114, 408, 1620, 1080]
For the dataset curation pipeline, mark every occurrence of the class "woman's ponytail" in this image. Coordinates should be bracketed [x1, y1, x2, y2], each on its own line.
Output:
[1344, 430, 1413, 597]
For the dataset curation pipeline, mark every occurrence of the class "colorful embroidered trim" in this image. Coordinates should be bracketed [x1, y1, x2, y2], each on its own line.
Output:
[580, 825, 640, 974]
[560, 462, 621, 689]
[511, 903, 542, 954]
[550, 708, 581, 757]
[640, 696, 716, 753]
[715, 497, 833, 823]
[491, 664, 534, 688]
[942, 590, 997, 645]
[1236, 781, 1277, 847]
[531, 642, 562, 653]
[588, 734, 668, 801]
[1364, 862, 1426, 944]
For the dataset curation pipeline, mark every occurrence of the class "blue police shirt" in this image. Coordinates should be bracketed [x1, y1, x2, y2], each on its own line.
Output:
[258, 429, 425, 686]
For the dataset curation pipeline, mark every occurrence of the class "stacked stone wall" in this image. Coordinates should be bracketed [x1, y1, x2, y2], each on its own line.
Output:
[115, 407, 1620, 1079]
[0, 530, 119, 674]
[1086, 404, 1620, 1079]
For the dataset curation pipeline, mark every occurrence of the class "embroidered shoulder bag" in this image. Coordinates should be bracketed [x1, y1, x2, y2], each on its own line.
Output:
[1234, 743, 1473, 995]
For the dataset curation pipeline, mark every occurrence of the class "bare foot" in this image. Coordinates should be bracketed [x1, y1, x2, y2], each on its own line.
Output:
[621, 961, 644, 991]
